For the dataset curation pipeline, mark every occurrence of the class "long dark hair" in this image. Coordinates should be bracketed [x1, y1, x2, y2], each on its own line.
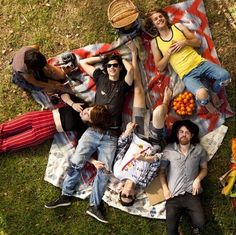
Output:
[102, 54, 127, 80]
[24, 49, 47, 71]
[144, 9, 172, 37]
[167, 120, 200, 145]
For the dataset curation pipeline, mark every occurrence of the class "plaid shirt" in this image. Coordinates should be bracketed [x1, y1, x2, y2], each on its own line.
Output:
[114, 133, 161, 188]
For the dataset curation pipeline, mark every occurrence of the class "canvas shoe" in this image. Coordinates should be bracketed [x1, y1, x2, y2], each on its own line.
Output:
[86, 205, 108, 224]
[44, 195, 71, 209]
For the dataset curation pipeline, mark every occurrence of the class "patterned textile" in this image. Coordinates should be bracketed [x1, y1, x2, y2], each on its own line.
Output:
[114, 133, 161, 188]
[139, 0, 234, 137]
[43, 0, 232, 219]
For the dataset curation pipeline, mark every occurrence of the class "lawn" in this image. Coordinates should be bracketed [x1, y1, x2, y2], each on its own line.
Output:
[0, 0, 235, 235]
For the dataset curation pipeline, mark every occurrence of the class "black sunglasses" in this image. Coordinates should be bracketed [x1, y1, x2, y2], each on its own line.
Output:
[119, 192, 135, 200]
[106, 63, 119, 68]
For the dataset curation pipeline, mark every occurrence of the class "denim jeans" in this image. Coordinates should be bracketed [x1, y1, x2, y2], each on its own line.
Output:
[62, 127, 118, 206]
[183, 61, 230, 105]
[165, 193, 205, 235]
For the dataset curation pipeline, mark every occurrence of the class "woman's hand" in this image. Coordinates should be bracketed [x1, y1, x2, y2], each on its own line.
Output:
[90, 160, 106, 170]
[72, 103, 84, 113]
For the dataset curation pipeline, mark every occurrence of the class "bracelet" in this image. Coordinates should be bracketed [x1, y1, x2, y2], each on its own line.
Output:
[71, 102, 74, 107]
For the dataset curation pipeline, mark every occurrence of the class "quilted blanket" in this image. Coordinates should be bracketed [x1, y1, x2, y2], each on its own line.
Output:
[43, 0, 232, 219]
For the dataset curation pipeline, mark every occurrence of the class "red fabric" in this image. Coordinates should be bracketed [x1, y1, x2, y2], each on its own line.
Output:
[47, 0, 234, 137]
[0, 110, 56, 153]
[139, 0, 234, 135]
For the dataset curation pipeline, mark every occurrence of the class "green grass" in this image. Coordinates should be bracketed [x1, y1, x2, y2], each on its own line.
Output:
[0, 0, 236, 234]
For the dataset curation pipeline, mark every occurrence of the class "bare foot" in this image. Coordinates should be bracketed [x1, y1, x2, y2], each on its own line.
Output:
[163, 86, 173, 105]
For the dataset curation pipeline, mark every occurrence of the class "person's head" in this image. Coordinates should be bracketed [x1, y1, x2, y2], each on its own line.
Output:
[80, 105, 111, 129]
[119, 179, 136, 207]
[24, 50, 47, 71]
[102, 54, 127, 80]
[168, 120, 200, 145]
[144, 9, 171, 36]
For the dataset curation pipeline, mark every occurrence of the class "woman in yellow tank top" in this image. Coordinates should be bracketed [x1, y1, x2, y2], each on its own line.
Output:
[146, 9, 231, 113]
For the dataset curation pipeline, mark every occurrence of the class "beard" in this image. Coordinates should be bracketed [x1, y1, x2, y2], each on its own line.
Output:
[179, 137, 190, 145]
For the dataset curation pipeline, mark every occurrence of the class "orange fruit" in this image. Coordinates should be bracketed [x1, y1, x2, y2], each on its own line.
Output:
[186, 107, 192, 112]
[190, 99, 194, 104]
[172, 91, 195, 116]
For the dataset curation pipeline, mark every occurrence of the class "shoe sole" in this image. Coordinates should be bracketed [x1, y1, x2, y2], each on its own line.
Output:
[44, 202, 71, 209]
[86, 210, 108, 224]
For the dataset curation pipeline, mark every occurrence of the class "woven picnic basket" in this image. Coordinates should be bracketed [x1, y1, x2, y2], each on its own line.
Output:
[108, 0, 139, 28]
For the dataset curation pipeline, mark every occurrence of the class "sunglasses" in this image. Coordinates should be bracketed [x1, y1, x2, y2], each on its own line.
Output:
[106, 63, 119, 68]
[119, 192, 135, 200]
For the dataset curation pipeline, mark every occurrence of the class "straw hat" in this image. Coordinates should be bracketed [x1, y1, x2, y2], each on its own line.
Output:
[108, 0, 139, 28]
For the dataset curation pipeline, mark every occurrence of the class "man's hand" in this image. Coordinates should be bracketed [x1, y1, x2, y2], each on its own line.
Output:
[167, 40, 186, 54]
[123, 122, 137, 137]
[192, 178, 201, 195]
[126, 40, 138, 54]
[163, 188, 172, 200]
[134, 153, 146, 161]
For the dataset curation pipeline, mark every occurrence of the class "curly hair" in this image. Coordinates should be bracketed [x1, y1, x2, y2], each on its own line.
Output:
[90, 105, 111, 129]
[167, 120, 200, 145]
[102, 54, 127, 80]
[144, 9, 172, 37]
[24, 49, 47, 71]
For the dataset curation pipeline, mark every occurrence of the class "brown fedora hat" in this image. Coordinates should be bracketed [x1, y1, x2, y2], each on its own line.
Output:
[108, 0, 139, 28]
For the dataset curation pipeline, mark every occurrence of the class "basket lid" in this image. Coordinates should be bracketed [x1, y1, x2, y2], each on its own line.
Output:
[108, 0, 139, 28]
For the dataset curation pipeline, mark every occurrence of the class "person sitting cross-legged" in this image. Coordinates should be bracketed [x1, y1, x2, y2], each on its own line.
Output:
[12, 45, 67, 92]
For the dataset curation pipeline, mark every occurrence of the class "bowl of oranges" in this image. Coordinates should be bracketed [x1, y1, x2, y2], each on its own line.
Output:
[172, 91, 195, 116]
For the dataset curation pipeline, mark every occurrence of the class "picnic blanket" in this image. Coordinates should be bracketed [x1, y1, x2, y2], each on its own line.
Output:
[43, 0, 233, 219]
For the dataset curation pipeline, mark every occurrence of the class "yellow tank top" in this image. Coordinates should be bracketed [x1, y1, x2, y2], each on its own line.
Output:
[156, 25, 205, 79]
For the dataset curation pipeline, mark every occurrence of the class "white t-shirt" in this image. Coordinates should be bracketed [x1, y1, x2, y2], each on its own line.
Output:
[113, 133, 155, 184]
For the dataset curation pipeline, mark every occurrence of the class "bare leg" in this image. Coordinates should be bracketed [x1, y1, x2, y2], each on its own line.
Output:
[196, 88, 217, 113]
[129, 41, 145, 109]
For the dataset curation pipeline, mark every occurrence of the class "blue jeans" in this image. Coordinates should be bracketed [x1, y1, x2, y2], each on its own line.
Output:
[166, 193, 205, 235]
[62, 127, 118, 206]
[183, 61, 230, 105]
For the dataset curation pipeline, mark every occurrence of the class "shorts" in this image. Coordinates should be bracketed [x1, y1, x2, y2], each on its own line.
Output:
[133, 107, 164, 146]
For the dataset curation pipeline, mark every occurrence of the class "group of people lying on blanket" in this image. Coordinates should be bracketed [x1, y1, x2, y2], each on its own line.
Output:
[1, 7, 232, 235]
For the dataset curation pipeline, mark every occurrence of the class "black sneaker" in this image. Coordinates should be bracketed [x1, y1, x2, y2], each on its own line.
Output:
[86, 205, 108, 223]
[44, 195, 71, 209]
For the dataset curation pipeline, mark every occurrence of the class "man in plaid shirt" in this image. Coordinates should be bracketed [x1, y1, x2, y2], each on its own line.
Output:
[112, 41, 172, 207]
